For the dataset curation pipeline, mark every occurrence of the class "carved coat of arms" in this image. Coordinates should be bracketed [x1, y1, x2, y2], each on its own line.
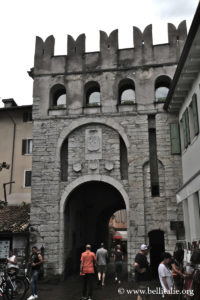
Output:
[87, 136, 100, 152]
[85, 128, 102, 160]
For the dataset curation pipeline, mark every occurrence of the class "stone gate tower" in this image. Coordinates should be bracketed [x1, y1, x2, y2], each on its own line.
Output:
[30, 22, 186, 277]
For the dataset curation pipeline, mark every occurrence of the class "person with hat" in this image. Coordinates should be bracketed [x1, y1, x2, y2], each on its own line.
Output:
[134, 244, 151, 300]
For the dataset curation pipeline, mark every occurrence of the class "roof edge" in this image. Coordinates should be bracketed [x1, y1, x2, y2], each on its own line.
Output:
[164, 2, 200, 111]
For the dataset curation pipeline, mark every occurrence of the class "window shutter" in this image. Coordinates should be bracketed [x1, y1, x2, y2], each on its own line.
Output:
[23, 112, 28, 122]
[170, 123, 181, 154]
[22, 139, 27, 155]
[182, 114, 187, 148]
[182, 110, 190, 148]
[185, 108, 191, 145]
[192, 94, 199, 136]
[28, 139, 33, 154]
[23, 111, 32, 122]
[29, 112, 33, 122]
[25, 171, 32, 187]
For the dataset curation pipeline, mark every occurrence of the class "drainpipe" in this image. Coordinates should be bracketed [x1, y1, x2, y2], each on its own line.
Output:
[3, 181, 15, 204]
[6, 111, 16, 194]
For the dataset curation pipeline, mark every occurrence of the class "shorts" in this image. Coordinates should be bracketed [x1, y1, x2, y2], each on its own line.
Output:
[97, 265, 107, 273]
[135, 281, 151, 295]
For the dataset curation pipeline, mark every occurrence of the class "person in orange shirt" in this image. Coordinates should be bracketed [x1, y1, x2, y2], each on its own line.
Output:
[80, 244, 96, 300]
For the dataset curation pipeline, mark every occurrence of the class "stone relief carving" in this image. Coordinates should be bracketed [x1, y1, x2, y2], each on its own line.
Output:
[73, 163, 82, 172]
[85, 128, 102, 160]
[89, 160, 99, 170]
[105, 161, 114, 171]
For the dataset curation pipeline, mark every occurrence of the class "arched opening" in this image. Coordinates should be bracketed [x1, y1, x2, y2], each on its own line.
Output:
[84, 81, 101, 107]
[155, 76, 171, 102]
[50, 84, 67, 108]
[63, 181, 126, 277]
[118, 79, 136, 105]
[148, 230, 165, 278]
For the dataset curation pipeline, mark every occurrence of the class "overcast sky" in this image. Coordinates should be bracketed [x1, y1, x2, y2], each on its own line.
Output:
[0, 0, 199, 107]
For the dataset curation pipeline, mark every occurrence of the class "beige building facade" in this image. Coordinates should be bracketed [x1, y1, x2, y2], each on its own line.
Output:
[0, 98, 33, 206]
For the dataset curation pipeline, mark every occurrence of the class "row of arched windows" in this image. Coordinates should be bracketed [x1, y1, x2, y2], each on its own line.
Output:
[50, 76, 171, 108]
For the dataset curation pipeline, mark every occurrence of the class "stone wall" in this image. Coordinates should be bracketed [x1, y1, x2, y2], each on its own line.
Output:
[30, 112, 182, 276]
[30, 25, 185, 277]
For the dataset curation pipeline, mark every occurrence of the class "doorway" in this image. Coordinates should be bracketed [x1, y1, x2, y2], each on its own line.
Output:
[148, 230, 165, 278]
[64, 181, 126, 276]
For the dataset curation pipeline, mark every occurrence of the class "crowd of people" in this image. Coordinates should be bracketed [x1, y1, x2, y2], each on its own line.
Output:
[80, 242, 200, 300]
[5, 243, 200, 300]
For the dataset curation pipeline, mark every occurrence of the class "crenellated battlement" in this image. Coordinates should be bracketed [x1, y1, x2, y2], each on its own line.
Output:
[31, 21, 188, 117]
[33, 21, 187, 76]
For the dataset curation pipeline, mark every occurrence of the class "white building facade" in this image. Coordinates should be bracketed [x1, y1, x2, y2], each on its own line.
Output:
[164, 3, 200, 245]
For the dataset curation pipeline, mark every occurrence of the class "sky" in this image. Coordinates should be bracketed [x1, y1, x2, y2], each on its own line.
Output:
[0, 0, 199, 108]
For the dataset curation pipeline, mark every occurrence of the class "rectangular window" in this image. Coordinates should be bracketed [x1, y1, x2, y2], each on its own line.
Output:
[191, 93, 199, 136]
[61, 139, 68, 181]
[170, 123, 181, 154]
[148, 115, 159, 197]
[182, 109, 190, 149]
[22, 139, 33, 155]
[23, 111, 32, 122]
[24, 170, 32, 187]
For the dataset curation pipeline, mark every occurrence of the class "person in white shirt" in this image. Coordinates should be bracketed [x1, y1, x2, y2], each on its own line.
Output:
[158, 252, 174, 297]
[7, 249, 19, 273]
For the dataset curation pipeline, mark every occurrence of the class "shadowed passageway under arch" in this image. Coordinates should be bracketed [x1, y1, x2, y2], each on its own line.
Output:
[63, 181, 126, 276]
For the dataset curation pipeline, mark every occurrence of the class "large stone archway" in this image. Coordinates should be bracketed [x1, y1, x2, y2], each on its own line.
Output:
[58, 175, 129, 275]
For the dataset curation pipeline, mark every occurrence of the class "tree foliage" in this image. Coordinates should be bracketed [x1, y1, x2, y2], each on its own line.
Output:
[0, 162, 9, 172]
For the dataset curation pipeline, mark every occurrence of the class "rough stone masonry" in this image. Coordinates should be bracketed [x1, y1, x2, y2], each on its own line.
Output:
[29, 22, 186, 278]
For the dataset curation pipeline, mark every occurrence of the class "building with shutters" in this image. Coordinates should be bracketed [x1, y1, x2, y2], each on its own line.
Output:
[0, 98, 32, 205]
[0, 99, 32, 261]
[164, 2, 200, 246]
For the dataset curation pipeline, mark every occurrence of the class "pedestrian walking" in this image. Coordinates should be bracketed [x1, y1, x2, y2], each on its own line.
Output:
[96, 243, 108, 286]
[158, 252, 174, 299]
[80, 244, 96, 300]
[134, 244, 151, 300]
[27, 246, 43, 300]
[114, 244, 124, 284]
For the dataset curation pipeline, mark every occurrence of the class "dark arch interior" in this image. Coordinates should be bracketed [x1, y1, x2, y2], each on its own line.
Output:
[50, 84, 66, 107]
[118, 79, 135, 104]
[85, 81, 100, 106]
[64, 181, 126, 276]
[155, 75, 171, 89]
